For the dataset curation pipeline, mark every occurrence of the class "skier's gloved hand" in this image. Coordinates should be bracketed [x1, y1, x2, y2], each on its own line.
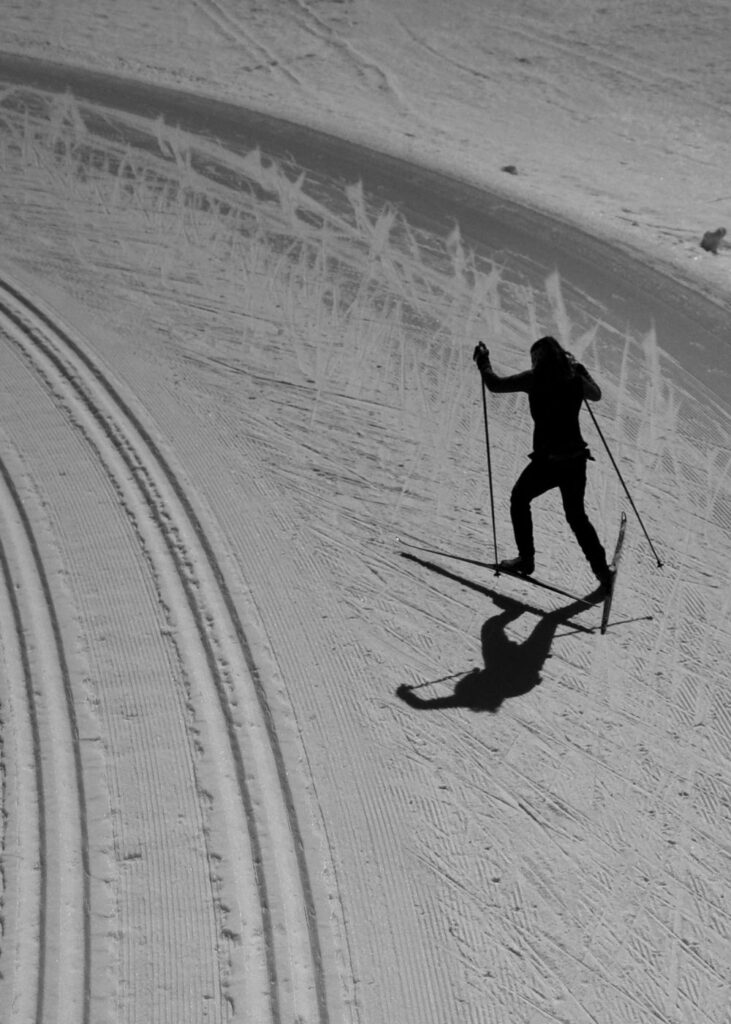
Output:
[473, 342, 490, 370]
[575, 362, 601, 400]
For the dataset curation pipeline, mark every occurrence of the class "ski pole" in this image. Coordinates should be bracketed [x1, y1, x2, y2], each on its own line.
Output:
[406, 668, 472, 691]
[584, 398, 664, 568]
[481, 379, 500, 573]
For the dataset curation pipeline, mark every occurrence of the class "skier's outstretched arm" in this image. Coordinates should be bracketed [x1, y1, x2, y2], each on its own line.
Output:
[473, 343, 531, 393]
[576, 363, 601, 401]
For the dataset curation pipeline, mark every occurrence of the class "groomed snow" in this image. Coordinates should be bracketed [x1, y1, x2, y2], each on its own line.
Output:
[3, 0, 731, 306]
[1, 4, 730, 1024]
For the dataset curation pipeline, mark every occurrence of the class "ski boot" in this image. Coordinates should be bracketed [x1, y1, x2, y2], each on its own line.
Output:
[499, 555, 535, 577]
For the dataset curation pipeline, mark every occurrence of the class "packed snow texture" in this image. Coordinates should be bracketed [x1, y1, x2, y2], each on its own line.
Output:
[3, 0, 731, 303]
[1, 4, 731, 1024]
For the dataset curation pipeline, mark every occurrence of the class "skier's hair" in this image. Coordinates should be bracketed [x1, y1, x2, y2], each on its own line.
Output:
[530, 336, 576, 380]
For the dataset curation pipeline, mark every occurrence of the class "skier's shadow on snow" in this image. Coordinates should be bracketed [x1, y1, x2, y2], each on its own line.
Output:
[397, 553, 598, 714]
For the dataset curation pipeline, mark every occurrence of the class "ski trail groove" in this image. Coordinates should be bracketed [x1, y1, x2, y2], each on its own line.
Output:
[0, 452, 90, 1024]
[192, 0, 305, 86]
[0, 271, 330, 1024]
[0, 477, 47, 1024]
[288, 0, 408, 105]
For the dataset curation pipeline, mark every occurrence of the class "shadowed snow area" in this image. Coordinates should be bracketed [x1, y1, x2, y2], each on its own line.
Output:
[1, 4, 731, 1024]
[2, 0, 731, 306]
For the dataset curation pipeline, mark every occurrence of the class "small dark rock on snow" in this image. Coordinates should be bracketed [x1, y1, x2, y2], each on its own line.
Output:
[700, 227, 727, 253]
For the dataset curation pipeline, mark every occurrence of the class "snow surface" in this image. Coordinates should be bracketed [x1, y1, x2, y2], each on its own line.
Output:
[1, 3, 731, 1024]
[3, 0, 731, 305]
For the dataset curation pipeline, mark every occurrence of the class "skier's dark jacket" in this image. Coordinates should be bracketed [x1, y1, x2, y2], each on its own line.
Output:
[480, 358, 601, 461]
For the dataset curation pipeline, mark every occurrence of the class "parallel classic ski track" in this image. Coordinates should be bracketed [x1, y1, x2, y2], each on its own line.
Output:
[0, 273, 329, 1024]
[0, 454, 90, 1023]
[0, 469, 50, 1024]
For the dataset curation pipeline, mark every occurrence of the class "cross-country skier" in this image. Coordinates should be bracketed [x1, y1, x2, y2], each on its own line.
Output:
[473, 336, 613, 591]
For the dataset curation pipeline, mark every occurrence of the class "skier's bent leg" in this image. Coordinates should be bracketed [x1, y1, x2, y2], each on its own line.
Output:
[559, 463, 609, 581]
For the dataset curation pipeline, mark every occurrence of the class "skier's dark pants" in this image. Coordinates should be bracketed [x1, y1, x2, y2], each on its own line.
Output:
[510, 455, 607, 575]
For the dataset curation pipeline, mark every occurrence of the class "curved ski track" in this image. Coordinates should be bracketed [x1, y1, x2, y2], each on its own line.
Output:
[192, 0, 408, 109]
[0, 272, 330, 1024]
[0, 450, 89, 1024]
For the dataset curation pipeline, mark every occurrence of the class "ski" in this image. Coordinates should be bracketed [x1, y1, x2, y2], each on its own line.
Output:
[481, 562, 605, 607]
[397, 537, 601, 608]
[601, 512, 627, 634]
[397, 537, 496, 572]
[400, 550, 597, 633]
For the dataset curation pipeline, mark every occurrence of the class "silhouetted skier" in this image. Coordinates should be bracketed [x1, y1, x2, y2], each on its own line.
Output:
[474, 336, 612, 591]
